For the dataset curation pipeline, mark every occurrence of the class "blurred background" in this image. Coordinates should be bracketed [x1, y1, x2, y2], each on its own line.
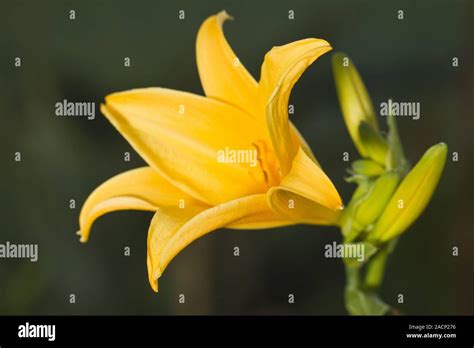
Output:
[0, 0, 472, 315]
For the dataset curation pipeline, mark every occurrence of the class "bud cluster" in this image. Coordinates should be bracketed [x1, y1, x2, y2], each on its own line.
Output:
[332, 53, 447, 315]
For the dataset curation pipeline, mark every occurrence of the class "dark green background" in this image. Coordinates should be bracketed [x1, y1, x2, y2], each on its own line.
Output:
[0, 0, 472, 315]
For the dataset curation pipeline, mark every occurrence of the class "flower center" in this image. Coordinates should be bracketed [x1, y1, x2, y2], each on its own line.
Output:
[252, 139, 281, 189]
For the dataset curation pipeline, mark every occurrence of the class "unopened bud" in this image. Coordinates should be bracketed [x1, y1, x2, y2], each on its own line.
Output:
[351, 159, 385, 179]
[332, 53, 379, 158]
[353, 171, 401, 228]
[369, 143, 447, 242]
[358, 122, 389, 166]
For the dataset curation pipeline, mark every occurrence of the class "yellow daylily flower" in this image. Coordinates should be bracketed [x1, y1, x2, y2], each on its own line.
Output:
[79, 10, 343, 292]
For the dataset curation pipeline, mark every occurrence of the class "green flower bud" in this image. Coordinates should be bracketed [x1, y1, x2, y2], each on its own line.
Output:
[332, 53, 379, 158]
[364, 247, 389, 290]
[369, 143, 447, 243]
[358, 122, 389, 166]
[351, 159, 385, 177]
[339, 179, 373, 240]
[353, 171, 401, 228]
[341, 172, 400, 242]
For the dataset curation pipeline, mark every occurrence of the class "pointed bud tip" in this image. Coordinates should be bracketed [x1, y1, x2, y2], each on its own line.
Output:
[431, 142, 448, 156]
[332, 52, 349, 63]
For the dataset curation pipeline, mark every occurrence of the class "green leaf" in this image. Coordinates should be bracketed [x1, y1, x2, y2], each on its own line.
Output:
[386, 115, 408, 172]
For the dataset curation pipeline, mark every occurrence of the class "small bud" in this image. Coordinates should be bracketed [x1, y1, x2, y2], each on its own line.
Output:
[342, 171, 399, 242]
[353, 171, 400, 228]
[358, 122, 389, 166]
[340, 179, 372, 239]
[332, 53, 379, 158]
[369, 143, 447, 242]
[351, 159, 385, 177]
[364, 247, 389, 289]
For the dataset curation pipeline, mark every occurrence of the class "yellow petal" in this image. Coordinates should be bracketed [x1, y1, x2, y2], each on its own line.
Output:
[290, 123, 319, 166]
[146, 205, 206, 292]
[79, 167, 199, 242]
[259, 39, 332, 174]
[101, 88, 274, 205]
[267, 148, 343, 225]
[196, 11, 259, 116]
[196, 12, 319, 164]
[147, 194, 292, 292]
